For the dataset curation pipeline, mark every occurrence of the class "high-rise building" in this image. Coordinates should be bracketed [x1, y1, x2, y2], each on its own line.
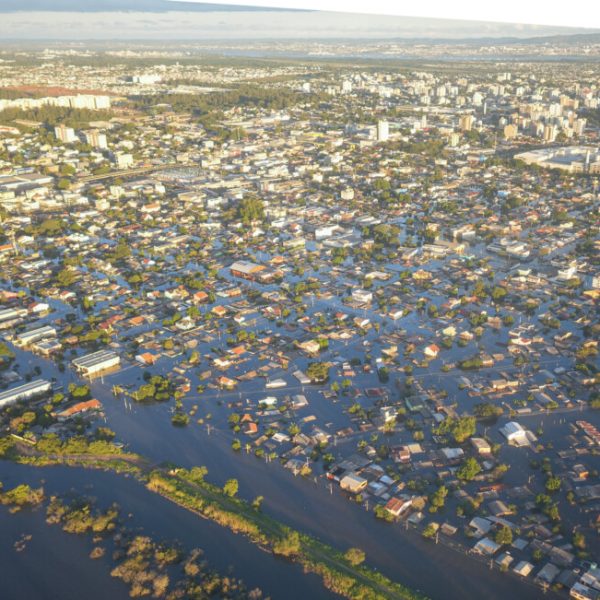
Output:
[459, 114, 474, 132]
[503, 124, 518, 140]
[93, 96, 111, 110]
[130, 74, 161, 85]
[70, 95, 97, 110]
[574, 119, 586, 136]
[54, 124, 77, 144]
[115, 153, 134, 169]
[448, 133, 460, 147]
[377, 120, 389, 141]
[543, 124, 557, 142]
[84, 130, 108, 149]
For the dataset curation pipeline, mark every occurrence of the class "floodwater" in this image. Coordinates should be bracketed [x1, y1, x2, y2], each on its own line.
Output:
[94, 388, 561, 600]
[0, 238, 580, 599]
[0, 462, 335, 600]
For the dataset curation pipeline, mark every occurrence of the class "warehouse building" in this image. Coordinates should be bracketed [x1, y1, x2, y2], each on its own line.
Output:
[0, 379, 52, 409]
[72, 350, 120, 376]
[230, 260, 266, 281]
[15, 325, 57, 347]
[0, 307, 26, 323]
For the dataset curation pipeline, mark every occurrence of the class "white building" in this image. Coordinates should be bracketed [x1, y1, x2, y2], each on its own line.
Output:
[115, 153, 134, 169]
[340, 473, 368, 493]
[72, 350, 120, 376]
[54, 125, 77, 144]
[352, 289, 373, 304]
[315, 225, 338, 241]
[14, 325, 57, 347]
[500, 421, 532, 446]
[0, 379, 52, 409]
[377, 120, 389, 142]
[130, 74, 162, 85]
[84, 130, 108, 149]
[340, 187, 355, 201]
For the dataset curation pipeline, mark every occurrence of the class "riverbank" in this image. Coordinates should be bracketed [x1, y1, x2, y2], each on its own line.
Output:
[146, 468, 427, 600]
[1, 439, 427, 600]
[0, 461, 332, 600]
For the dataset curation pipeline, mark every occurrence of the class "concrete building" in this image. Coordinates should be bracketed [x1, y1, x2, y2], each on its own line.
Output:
[0, 379, 52, 409]
[129, 74, 162, 85]
[339, 473, 368, 493]
[377, 120, 389, 142]
[543, 124, 557, 142]
[115, 153, 134, 169]
[84, 130, 108, 149]
[72, 350, 120, 376]
[0, 307, 25, 323]
[230, 260, 266, 281]
[352, 289, 373, 304]
[504, 123, 518, 140]
[515, 146, 600, 174]
[459, 114, 474, 131]
[500, 421, 530, 445]
[54, 124, 77, 144]
[14, 325, 57, 347]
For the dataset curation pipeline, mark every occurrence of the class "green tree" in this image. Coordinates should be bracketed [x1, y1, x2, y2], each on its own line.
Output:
[171, 412, 189, 427]
[491, 286, 507, 303]
[344, 547, 366, 567]
[422, 523, 438, 539]
[474, 403, 503, 420]
[573, 531, 586, 550]
[306, 362, 329, 383]
[273, 530, 301, 557]
[495, 525, 513, 546]
[429, 485, 448, 512]
[456, 457, 482, 481]
[237, 197, 265, 224]
[55, 267, 78, 287]
[545, 476, 561, 492]
[434, 416, 476, 443]
[223, 479, 238, 497]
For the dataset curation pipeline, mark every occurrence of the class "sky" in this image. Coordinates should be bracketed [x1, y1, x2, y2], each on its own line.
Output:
[0, 0, 598, 41]
[175, 0, 600, 30]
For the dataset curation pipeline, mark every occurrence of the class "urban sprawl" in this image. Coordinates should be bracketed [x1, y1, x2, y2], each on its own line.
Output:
[0, 45, 599, 600]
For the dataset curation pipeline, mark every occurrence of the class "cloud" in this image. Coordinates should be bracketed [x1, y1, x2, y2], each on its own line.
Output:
[0, 9, 595, 40]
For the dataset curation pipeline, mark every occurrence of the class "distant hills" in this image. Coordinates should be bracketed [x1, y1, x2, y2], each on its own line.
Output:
[384, 31, 600, 46]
